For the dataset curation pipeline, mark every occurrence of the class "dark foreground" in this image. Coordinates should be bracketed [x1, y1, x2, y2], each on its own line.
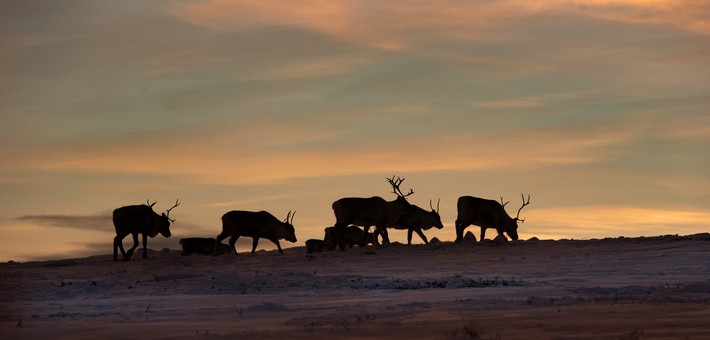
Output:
[2, 234, 709, 339]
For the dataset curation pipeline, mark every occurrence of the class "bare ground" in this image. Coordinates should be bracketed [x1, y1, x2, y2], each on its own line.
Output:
[2, 234, 709, 339]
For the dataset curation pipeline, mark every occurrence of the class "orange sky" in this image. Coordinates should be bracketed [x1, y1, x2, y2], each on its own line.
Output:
[1, 0, 708, 261]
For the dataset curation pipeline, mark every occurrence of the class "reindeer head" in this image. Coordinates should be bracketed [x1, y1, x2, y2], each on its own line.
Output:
[427, 199, 444, 229]
[158, 199, 180, 237]
[277, 210, 297, 242]
[502, 194, 530, 240]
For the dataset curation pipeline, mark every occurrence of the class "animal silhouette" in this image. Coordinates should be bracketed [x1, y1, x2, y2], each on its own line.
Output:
[112, 199, 180, 261]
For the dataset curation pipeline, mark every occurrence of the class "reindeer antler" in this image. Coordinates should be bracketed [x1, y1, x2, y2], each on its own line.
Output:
[146, 199, 157, 208]
[284, 210, 297, 224]
[386, 175, 414, 199]
[500, 196, 509, 208]
[165, 199, 180, 223]
[516, 193, 531, 223]
[430, 199, 441, 213]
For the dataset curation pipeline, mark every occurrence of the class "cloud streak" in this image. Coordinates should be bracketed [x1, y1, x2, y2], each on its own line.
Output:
[168, 0, 710, 46]
[2, 120, 638, 186]
[15, 213, 113, 231]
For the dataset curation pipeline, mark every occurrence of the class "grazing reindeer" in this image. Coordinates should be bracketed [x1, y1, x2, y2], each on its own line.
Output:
[381, 199, 444, 244]
[331, 176, 415, 250]
[215, 210, 297, 255]
[180, 237, 232, 256]
[323, 225, 375, 250]
[305, 239, 327, 253]
[455, 194, 531, 242]
[113, 199, 180, 261]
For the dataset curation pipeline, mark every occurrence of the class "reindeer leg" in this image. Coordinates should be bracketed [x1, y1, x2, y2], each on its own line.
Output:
[379, 226, 391, 244]
[271, 238, 284, 254]
[414, 228, 428, 244]
[251, 237, 259, 253]
[229, 235, 239, 255]
[126, 233, 139, 260]
[480, 228, 486, 242]
[334, 223, 347, 251]
[371, 227, 381, 246]
[360, 226, 371, 247]
[454, 219, 463, 242]
[113, 234, 127, 261]
[214, 232, 228, 256]
[142, 233, 149, 259]
[496, 227, 507, 241]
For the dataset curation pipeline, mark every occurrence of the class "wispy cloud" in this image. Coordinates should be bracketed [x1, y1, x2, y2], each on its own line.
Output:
[475, 98, 547, 110]
[208, 194, 298, 208]
[1, 120, 637, 186]
[253, 55, 378, 81]
[15, 213, 113, 231]
[168, 0, 710, 48]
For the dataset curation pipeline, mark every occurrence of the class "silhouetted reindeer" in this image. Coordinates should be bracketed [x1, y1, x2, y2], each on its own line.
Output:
[113, 199, 180, 261]
[305, 239, 327, 253]
[180, 237, 232, 256]
[331, 176, 415, 250]
[215, 210, 297, 255]
[323, 225, 375, 250]
[455, 194, 531, 242]
[380, 199, 443, 244]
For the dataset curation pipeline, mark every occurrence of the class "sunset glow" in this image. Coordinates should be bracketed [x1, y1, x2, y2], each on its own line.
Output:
[1, 0, 708, 261]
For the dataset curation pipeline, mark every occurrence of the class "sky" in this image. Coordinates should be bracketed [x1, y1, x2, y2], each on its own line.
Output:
[1, 0, 709, 262]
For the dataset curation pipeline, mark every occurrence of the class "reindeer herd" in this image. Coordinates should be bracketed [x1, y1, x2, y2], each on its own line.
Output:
[112, 176, 531, 261]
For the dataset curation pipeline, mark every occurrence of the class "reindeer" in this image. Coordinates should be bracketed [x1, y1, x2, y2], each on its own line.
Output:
[455, 194, 530, 242]
[180, 237, 232, 256]
[331, 176, 415, 250]
[323, 225, 375, 250]
[305, 239, 327, 253]
[215, 210, 297, 255]
[380, 199, 444, 244]
[113, 199, 180, 261]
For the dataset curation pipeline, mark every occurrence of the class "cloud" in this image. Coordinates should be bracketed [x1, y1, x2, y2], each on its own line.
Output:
[558, 0, 710, 35]
[252, 54, 378, 81]
[15, 213, 113, 231]
[475, 98, 546, 110]
[1, 119, 638, 189]
[0, 225, 182, 263]
[208, 194, 298, 208]
[167, 0, 710, 51]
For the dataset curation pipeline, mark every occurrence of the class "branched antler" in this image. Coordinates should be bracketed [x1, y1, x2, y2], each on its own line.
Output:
[165, 199, 180, 223]
[499, 196, 510, 208]
[516, 194, 531, 223]
[146, 199, 157, 208]
[386, 175, 414, 199]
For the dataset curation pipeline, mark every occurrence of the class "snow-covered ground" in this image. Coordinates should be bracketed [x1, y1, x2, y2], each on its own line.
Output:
[2, 234, 709, 339]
